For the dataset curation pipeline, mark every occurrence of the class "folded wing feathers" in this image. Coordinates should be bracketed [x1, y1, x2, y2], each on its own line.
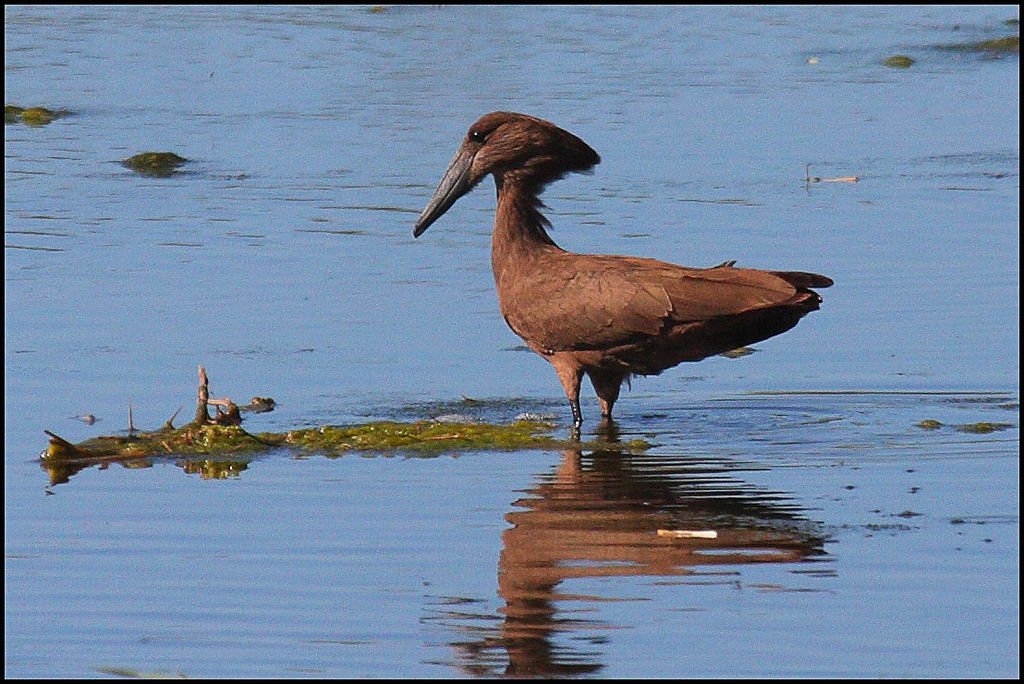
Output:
[508, 257, 829, 352]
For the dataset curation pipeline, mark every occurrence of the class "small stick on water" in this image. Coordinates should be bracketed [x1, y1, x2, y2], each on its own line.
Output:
[805, 164, 859, 185]
[194, 365, 210, 425]
[128, 403, 137, 437]
[162, 406, 183, 431]
[209, 398, 242, 426]
[657, 529, 719, 539]
[192, 366, 243, 426]
[44, 430, 77, 451]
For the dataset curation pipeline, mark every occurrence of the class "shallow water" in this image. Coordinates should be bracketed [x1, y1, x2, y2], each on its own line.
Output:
[5, 5, 1019, 678]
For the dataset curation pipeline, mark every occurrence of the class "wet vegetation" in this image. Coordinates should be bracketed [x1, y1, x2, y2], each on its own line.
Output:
[915, 419, 1014, 434]
[939, 34, 1019, 54]
[884, 55, 916, 68]
[277, 419, 565, 455]
[122, 151, 188, 177]
[955, 421, 1015, 434]
[934, 20, 1019, 56]
[38, 418, 597, 486]
[719, 346, 757, 359]
[887, 21, 1019, 70]
[39, 367, 650, 486]
[5, 105, 71, 126]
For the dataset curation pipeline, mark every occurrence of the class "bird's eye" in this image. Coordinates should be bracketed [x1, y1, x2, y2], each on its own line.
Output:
[469, 129, 486, 144]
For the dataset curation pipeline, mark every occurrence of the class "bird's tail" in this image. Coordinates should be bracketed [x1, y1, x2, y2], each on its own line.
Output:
[770, 270, 834, 290]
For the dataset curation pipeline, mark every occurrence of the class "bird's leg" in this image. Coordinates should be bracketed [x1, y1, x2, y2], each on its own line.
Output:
[587, 369, 625, 420]
[550, 354, 584, 437]
[569, 399, 582, 436]
[596, 415, 620, 443]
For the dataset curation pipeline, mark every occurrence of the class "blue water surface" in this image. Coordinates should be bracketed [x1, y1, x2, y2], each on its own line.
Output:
[5, 5, 1019, 678]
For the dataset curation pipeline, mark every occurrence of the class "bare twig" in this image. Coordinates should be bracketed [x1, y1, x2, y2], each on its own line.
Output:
[194, 365, 210, 425]
[805, 163, 859, 185]
[162, 406, 183, 431]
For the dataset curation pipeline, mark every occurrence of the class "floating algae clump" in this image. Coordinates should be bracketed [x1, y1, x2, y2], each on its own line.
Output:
[276, 419, 562, 455]
[936, 34, 1019, 54]
[720, 346, 757, 359]
[38, 366, 652, 486]
[123, 152, 188, 177]
[969, 35, 1019, 52]
[43, 418, 566, 462]
[884, 55, 916, 68]
[44, 422, 268, 462]
[41, 367, 565, 464]
[955, 422, 1014, 434]
[40, 416, 654, 487]
[913, 419, 1015, 434]
[6, 105, 71, 125]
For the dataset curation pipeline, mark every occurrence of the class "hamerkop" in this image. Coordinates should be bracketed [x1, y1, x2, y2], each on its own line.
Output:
[414, 112, 832, 432]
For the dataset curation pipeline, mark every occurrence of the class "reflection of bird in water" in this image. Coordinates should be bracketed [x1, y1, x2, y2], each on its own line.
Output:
[415, 112, 832, 433]
[438, 447, 829, 677]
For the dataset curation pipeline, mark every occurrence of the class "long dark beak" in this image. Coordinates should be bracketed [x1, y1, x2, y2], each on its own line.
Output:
[413, 145, 477, 237]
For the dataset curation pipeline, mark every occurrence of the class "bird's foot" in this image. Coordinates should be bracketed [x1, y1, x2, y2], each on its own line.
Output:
[596, 415, 620, 443]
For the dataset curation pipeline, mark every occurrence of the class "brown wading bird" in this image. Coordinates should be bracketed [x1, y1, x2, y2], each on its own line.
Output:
[414, 112, 833, 434]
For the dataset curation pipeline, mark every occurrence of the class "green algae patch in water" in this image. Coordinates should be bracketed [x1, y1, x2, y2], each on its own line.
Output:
[44, 417, 650, 461]
[955, 422, 1014, 434]
[959, 35, 1019, 53]
[6, 105, 72, 125]
[935, 34, 1019, 54]
[273, 419, 562, 456]
[41, 415, 653, 486]
[884, 55, 916, 68]
[39, 418, 569, 486]
[40, 420, 269, 486]
[720, 346, 757, 359]
[975, 35, 1020, 51]
[913, 419, 1014, 434]
[5, 105, 22, 123]
[44, 421, 269, 462]
[38, 367, 651, 486]
[122, 151, 188, 177]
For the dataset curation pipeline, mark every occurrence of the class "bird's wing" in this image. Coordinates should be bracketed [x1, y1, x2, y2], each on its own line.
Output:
[503, 254, 810, 351]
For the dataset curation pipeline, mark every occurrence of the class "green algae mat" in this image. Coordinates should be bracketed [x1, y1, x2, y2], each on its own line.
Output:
[39, 366, 650, 485]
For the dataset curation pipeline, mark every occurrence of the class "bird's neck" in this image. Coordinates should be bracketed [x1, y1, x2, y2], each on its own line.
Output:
[491, 178, 561, 286]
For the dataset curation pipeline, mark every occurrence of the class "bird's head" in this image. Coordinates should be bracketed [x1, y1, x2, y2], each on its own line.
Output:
[414, 111, 600, 237]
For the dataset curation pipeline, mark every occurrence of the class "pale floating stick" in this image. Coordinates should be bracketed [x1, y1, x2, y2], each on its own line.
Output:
[657, 529, 719, 539]
[805, 164, 859, 184]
